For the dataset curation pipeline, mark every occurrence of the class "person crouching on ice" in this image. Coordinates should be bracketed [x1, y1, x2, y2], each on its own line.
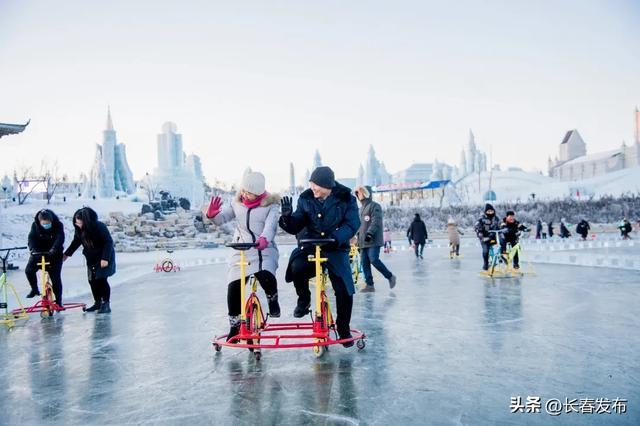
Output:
[499, 210, 529, 270]
[25, 209, 65, 304]
[202, 170, 281, 342]
[279, 166, 360, 347]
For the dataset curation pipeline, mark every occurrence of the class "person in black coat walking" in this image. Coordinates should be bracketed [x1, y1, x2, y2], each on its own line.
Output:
[407, 214, 428, 259]
[63, 207, 116, 313]
[25, 209, 65, 304]
[535, 219, 542, 239]
[279, 166, 360, 346]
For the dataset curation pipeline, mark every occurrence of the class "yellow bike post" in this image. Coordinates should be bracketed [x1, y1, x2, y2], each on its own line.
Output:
[0, 246, 29, 328]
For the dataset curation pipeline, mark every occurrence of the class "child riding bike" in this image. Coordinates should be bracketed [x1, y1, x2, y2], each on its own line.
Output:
[499, 210, 530, 270]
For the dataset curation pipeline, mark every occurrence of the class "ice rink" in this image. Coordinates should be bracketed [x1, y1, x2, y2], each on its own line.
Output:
[1, 243, 638, 425]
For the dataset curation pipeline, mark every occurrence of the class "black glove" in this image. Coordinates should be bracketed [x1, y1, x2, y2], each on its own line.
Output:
[281, 196, 293, 217]
[364, 233, 373, 243]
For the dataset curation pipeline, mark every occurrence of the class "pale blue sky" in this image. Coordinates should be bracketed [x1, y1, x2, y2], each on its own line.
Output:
[1, 0, 638, 190]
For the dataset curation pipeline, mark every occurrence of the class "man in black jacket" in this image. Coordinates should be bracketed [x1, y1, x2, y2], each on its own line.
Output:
[25, 209, 65, 305]
[279, 166, 360, 346]
[474, 204, 501, 271]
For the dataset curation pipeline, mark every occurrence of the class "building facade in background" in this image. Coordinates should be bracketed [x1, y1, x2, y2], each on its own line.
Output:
[548, 108, 640, 181]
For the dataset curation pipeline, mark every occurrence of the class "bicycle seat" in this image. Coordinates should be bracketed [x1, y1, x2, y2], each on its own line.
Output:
[226, 242, 259, 250]
[299, 238, 335, 246]
[31, 251, 53, 257]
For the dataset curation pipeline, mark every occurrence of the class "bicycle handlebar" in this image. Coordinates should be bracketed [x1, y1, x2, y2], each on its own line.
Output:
[486, 229, 507, 235]
[226, 242, 259, 250]
[0, 246, 27, 252]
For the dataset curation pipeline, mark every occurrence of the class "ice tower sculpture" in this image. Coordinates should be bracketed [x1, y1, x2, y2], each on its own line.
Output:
[84, 108, 135, 198]
[152, 122, 205, 204]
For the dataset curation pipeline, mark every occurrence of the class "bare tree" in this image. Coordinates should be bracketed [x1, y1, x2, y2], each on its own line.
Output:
[141, 173, 159, 203]
[13, 166, 42, 205]
[41, 160, 63, 204]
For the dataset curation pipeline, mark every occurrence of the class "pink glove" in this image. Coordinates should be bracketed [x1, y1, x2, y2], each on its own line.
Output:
[206, 196, 222, 219]
[256, 236, 269, 251]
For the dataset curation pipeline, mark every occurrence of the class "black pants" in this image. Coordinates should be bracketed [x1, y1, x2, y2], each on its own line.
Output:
[25, 256, 63, 304]
[414, 242, 425, 257]
[289, 255, 353, 336]
[500, 239, 519, 267]
[481, 241, 491, 269]
[449, 243, 460, 256]
[227, 270, 277, 316]
[89, 278, 111, 304]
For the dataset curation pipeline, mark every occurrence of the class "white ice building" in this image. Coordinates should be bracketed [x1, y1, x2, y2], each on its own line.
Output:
[84, 108, 135, 198]
[152, 122, 205, 204]
[458, 129, 487, 178]
[548, 109, 640, 181]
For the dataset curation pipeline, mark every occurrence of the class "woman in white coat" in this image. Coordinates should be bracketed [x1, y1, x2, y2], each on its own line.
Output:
[203, 171, 281, 341]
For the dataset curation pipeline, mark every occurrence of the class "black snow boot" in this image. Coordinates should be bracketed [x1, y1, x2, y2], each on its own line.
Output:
[227, 316, 240, 342]
[84, 302, 102, 312]
[338, 329, 354, 348]
[293, 300, 310, 318]
[97, 302, 111, 314]
[26, 289, 40, 298]
[267, 293, 281, 318]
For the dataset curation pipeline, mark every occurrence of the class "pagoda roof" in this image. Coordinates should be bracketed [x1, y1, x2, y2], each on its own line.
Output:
[0, 120, 30, 139]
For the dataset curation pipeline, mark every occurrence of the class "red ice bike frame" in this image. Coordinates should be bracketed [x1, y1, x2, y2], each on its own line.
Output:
[13, 252, 85, 318]
[213, 239, 366, 359]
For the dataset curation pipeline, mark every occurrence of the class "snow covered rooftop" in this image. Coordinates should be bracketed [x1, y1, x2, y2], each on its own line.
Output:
[561, 149, 622, 167]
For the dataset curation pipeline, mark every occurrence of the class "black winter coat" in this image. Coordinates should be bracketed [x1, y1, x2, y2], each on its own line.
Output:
[576, 221, 590, 236]
[27, 210, 65, 260]
[500, 219, 529, 244]
[64, 210, 116, 280]
[279, 182, 360, 251]
[279, 182, 360, 294]
[407, 219, 428, 244]
[475, 214, 501, 241]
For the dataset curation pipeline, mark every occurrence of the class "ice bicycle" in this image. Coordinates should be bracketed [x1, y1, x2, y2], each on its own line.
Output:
[0, 246, 29, 329]
[480, 230, 534, 278]
[212, 239, 366, 359]
[13, 252, 86, 317]
[349, 243, 362, 286]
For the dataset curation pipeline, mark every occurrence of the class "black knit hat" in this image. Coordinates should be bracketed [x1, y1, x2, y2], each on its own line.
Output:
[485, 203, 495, 212]
[309, 166, 335, 189]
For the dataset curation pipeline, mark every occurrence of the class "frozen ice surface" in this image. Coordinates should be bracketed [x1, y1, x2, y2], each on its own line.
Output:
[0, 246, 638, 425]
